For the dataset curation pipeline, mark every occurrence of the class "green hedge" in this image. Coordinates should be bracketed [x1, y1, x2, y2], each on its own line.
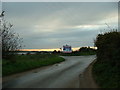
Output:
[93, 31, 120, 88]
[95, 31, 120, 65]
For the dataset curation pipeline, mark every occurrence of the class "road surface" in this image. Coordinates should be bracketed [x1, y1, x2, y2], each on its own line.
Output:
[3, 55, 96, 88]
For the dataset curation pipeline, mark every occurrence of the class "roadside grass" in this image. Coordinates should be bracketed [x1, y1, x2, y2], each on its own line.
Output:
[2, 54, 65, 76]
[61, 52, 96, 56]
[92, 61, 120, 88]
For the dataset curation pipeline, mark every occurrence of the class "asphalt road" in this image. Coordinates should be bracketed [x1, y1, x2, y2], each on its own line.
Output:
[3, 55, 96, 88]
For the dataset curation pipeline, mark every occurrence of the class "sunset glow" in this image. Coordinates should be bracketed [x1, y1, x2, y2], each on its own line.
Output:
[19, 47, 80, 51]
[19, 47, 97, 51]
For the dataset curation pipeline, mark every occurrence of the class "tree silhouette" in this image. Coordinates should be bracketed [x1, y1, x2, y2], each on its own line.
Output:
[0, 11, 23, 60]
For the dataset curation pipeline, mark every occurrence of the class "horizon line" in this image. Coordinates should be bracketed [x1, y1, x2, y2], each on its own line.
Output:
[19, 47, 97, 51]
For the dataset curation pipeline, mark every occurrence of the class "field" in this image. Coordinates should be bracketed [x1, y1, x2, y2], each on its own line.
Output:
[2, 54, 65, 76]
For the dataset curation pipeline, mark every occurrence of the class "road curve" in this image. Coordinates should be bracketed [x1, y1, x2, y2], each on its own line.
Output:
[3, 55, 96, 88]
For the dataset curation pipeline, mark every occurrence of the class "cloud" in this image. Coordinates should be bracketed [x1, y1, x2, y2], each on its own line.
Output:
[2, 2, 118, 49]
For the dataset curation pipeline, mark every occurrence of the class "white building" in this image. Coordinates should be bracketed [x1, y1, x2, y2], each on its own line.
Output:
[63, 44, 72, 53]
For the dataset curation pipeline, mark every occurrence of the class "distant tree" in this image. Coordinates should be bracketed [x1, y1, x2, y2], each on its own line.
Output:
[79, 47, 96, 53]
[57, 50, 60, 53]
[79, 47, 88, 52]
[52, 50, 57, 54]
[0, 11, 23, 60]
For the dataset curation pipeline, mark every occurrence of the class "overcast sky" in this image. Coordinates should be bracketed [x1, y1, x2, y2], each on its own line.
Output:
[2, 2, 118, 49]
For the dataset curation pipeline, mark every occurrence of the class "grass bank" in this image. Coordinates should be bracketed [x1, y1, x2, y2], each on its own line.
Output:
[92, 61, 119, 88]
[2, 54, 65, 76]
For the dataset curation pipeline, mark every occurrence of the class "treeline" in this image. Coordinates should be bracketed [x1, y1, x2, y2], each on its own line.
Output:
[93, 31, 120, 88]
[59, 47, 96, 56]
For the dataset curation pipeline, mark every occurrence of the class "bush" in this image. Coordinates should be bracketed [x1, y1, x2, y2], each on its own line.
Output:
[93, 31, 120, 88]
[94, 31, 120, 66]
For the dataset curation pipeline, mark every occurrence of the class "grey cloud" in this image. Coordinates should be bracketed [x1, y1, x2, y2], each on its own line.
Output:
[2, 2, 118, 49]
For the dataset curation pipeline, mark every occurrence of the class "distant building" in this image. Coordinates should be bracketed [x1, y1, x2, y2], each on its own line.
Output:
[63, 44, 72, 53]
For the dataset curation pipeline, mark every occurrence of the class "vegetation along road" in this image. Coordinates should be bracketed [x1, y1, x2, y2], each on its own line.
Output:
[3, 55, 96, 88]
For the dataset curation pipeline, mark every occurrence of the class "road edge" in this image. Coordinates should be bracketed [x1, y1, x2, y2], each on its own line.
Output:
[79, 59, 100, 88]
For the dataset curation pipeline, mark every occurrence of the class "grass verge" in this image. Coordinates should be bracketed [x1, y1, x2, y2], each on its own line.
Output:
[92, 61, 120, 88]
[2, 54, 65, 76]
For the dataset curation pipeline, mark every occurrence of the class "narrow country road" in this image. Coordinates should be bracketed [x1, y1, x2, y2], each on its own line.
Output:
[3, 55, 96, 88]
